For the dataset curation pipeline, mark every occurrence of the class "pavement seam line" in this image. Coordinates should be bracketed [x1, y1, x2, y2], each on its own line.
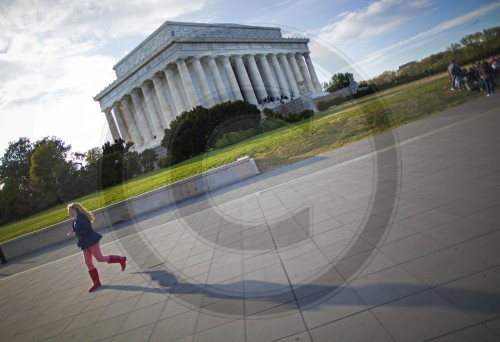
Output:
[0, 107, 493, 282]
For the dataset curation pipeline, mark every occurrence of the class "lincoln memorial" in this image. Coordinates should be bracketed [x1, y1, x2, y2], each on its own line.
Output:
[94, 21, 324, 152]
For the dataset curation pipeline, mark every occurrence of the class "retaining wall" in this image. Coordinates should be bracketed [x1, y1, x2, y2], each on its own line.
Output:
[0, 156, 260, 261]
[313, 83, 359, 105]
[274, 95, 316, 116]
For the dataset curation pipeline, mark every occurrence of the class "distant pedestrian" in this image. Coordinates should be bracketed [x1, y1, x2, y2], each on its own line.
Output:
[447, 59, 463, 91]
[67, 203, 127, 292]
[479, 61, 495, 96]
[492, 56, 500, 77]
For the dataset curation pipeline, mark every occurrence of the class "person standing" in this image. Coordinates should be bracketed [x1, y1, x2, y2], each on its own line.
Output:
[480, 61, 495, 96]
[447, 59, 463, 91]
[67, 203, 127, 292]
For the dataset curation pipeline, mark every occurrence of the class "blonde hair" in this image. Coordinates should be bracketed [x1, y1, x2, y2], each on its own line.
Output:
[67, 203, 95, 223]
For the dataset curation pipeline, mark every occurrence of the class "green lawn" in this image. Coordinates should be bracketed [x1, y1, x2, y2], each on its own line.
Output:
[0, 72, 490, 243]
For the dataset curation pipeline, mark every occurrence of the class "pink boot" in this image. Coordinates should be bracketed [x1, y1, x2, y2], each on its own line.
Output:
[108, 255, 127, 271]
[88, 268, 101, 292]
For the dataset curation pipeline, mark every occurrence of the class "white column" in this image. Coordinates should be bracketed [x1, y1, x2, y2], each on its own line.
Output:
[287, 53, 305, 89]
[130, 88, 154, 143]
[278, 53, 300, 96]
[176, 58, 199, 109]
[192, 57, 216, 107]
[269, 54, 290, 97]
[295, 53, 315, 92]
[152, 73, 174, 126]
[104, 108, 120, 141]
[303, 52, 322, 92]
[206, 56, 230, 102]
[164, 67, 186, 116]
[112, 102, 132, 142]
[245, 54, 267, 101]
[221, 55, 243, 101]
[140, 81, 163, 139]
[257, 54, 280, 97]
[232, 55, 258, 105]
[121, 96, 144, 146]
[151, 87, 167, 132]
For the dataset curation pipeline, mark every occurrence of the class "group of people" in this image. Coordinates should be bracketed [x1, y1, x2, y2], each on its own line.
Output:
[448, 56, 498, 96]
[257, 94, 292, 105]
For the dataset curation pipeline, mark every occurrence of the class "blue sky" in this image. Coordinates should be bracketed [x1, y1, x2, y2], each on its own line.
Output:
[1, 0, 499, 157]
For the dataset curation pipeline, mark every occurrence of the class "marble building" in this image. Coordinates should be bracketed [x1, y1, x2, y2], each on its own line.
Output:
[94, 21, 323, 151]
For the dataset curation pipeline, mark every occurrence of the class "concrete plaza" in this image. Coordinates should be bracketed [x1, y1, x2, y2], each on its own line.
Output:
[1, 94, 499, 341]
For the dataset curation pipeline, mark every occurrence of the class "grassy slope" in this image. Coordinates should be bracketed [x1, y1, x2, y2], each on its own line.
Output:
[0, 72, 489, 242]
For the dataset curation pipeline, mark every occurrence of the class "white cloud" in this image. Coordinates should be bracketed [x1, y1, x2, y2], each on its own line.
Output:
[312, 0, 500, 78]
[276, 0, 314, 8]
[356, 2, 500, 75]
[318, 0, 433, 47]
[0, 0, 213, 106]
[0, 0, 214, 154]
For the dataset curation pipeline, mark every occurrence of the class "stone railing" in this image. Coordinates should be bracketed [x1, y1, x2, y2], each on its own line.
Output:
[274, 95, 316, 116]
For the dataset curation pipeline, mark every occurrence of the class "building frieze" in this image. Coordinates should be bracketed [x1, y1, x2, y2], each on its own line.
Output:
[95, 38, 310, 109]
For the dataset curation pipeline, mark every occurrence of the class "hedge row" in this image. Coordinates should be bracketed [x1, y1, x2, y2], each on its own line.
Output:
[213, 108, 315, 149]
[160, 101, 316, 163]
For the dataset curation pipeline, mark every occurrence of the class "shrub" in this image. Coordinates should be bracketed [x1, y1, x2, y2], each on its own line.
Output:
[262, 107, 275, 119]
[99, 139, 134, 189]
[156, 156, 174, 168]
[316, 96, 352, 111]
[353, 87, 375, 98]
[161, 101, 260, 163]
[214, 128, 258, 149]
[139, 148, 157, 173]
[285, 109, 314, 123]
[124, 151, 141, 179]
[317, 101, 330, 111]
[261, 118, 287, 132]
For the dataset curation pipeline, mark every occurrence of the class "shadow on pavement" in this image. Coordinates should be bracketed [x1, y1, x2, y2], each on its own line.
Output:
[97, 269, 500, 315]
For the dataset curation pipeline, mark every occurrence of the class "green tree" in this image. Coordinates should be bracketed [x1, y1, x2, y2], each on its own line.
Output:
[162, 100, 260, 163]
[0, 136, 81, 223]
[0, 137, 33, 184]
[100, 139, 133, 188]
[358, 81, 369, 88]
[124, 151, 142, 179]
[140, 149, 157, 173]
[0, 178, 25, 224]
[325, 73, 352, 93]
[29, 142, 67, 206]
[482, 27, 500, 50]
[56, 161, 87, 202]
[33, 136, 71, 159]
[81, 147, 102, 193]
[446, 42, 464, 61]
[373, 70, 397, 87]
[0, 137, 35, 221]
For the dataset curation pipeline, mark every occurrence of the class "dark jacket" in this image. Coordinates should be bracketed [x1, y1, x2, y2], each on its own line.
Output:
[448, 62, 461, 76]
[72, 213, 102, 250]
[480, 63, 494, 81]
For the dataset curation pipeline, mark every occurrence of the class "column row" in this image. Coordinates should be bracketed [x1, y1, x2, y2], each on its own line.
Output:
[104, 52, 322, 149]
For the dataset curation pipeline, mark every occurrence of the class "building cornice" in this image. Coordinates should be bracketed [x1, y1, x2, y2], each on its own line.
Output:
[94, 37, 309, 102]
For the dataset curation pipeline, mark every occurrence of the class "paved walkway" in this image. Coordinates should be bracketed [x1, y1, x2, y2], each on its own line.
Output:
[1, 95, 500, 342]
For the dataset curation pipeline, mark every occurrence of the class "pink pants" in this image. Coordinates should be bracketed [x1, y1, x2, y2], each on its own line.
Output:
[83, 242, 110, 270]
